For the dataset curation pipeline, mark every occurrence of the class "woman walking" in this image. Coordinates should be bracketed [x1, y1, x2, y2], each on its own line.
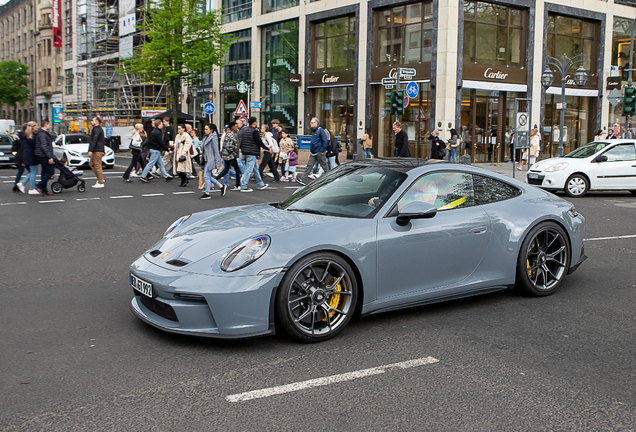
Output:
[123, 124, 147, 182]
[278, 129, 293, 181]
[259, 125, 281, 182]
[214, 120, 242, 191]
[173, 124, 193, 187]
[17, 121, 40, 195]
[362, 129, 373, 159]
[200, 124, 226, 199]
[447, 128, 459, 162]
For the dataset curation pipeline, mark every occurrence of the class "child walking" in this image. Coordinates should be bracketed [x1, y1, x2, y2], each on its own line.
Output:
[286, 144, 299, 182]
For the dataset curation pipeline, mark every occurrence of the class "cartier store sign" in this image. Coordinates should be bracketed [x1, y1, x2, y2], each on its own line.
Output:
[308, 70, 355, 87]
[371, 63, 431, 82]
[462, 63, 527, 84]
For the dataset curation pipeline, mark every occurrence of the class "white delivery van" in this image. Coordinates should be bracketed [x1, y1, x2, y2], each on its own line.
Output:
[0, 119, 16, 134]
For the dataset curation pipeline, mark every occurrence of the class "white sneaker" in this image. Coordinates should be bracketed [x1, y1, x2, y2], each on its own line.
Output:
[28, 189, 40, 195]
[265, 172, 274, 178]
[258, 184, 269, 190]
[92, 182, 105, 188]
[17, 183, 25, 193]
[308, 174, 316, 180]
[231, 186, 241, 191]
[240, 188, 253, 192]
[130, 172, 139, 177]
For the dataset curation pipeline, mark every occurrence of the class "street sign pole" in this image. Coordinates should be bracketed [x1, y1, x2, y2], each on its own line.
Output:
[512, 98, 532, 179]
[395, 68, 401, 123]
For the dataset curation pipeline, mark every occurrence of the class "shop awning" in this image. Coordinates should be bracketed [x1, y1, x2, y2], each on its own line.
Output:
[462, 80, 527, 92]
[545, 87, 599, 97]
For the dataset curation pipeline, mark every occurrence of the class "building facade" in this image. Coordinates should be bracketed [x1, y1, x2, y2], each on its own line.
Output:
[0, 0, 37, 125]
[35, 0, 63, 128]
[213, 0, 636, 160]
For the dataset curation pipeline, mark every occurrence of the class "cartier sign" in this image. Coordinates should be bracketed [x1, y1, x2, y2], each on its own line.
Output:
[484, 68, 509, 80]
[551, 72, 598, 90]
[322, 74, 340, 83]
[463, 63, 527, 84]
[308, 70, 355, 87]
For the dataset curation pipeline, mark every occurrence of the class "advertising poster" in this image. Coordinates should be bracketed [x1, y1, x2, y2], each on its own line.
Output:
[119, 36, 133, 59]
[119, 0, 136, 37]
[53, 0, 62, 47]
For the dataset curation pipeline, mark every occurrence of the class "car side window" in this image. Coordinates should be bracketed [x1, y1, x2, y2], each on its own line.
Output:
[602, 144, 636, 162]
[397, 172, 475, 212]
[474, 175, 521, 205]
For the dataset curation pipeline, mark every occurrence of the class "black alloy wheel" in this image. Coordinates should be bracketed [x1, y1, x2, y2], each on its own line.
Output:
[517, 222, 570, 296]
[276, 252, 357, 343]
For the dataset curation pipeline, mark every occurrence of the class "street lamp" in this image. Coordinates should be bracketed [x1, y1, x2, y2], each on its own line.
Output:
[191, 88, 198, 134]
[541, 53, 588, 157]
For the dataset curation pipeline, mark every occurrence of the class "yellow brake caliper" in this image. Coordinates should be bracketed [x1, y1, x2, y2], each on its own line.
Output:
[323, 277, 342, 321]
[527, 259, 532, 276]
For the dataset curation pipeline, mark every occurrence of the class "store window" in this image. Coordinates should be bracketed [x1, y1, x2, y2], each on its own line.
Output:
[313, 16, 356, 72]
[463, 1, 526, 67]
[261, 20, 299, 130]
[262, 0, 298, 15]
[547, 14, 598, 72]
[376, 2, 433, 67]
[610, 17, 635, 129]
[544, 94, 595, 156]
[221, 29, 251, 127]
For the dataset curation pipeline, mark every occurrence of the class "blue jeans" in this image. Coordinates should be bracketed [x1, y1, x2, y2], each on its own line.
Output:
[14, 164, 29, 185]
[240, 155, 265, 189]
[141, 149, 169, 178]
[22, 165, 38, 189]
[364, 148, 372, 159]
[204, 164, 222, 192]
[328, 156, 336, 169]
[36, 157, 54, 193]
[448, 148, 457, 162]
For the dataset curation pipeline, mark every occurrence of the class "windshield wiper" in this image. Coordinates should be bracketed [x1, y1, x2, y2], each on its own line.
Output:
[287, 208, 329, 216]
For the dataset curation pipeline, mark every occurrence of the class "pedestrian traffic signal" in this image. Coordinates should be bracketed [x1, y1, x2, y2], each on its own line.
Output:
[389, 90, 397, 115]
[623, 86, 636, 116]
[395, 90, 405, 115]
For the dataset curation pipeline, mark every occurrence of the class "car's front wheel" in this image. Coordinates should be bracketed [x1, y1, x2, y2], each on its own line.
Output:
[564, 174, 589, 197]
[517, 222, 570, 296]
[276, 253, 358, 343]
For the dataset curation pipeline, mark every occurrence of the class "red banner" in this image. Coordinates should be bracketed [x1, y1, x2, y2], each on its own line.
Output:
[53, 0, 62, 48]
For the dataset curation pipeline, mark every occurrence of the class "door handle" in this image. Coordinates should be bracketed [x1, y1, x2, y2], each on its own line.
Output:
[470, 226, 488, 234]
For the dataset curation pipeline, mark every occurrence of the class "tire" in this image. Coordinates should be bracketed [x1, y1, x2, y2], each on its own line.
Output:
[516, 222, 570, 296]
[275, 252, 358, 343]
[564, 174, 589, 197]
[630, 190, 636, 195]
[77, 183, 86, 193]
[103, 164, 114, 170]
[51, 182, 63, 194]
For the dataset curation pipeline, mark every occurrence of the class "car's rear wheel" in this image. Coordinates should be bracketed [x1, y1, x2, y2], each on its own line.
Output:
[276, 253, 357, 343]
[517, 222, 570, 296]
[564, 174, 589, 197]
[630, 190, 636, 195]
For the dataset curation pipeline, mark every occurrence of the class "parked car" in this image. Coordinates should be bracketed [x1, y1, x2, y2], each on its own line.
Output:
[129, 159, 586, 342]
[0, 119, 16, 135]
[527, 140, 636, 197]
[53, 133, 115, 169]
[0, 133, 16, 167]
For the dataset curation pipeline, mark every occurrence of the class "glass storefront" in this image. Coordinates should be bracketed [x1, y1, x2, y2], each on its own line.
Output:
[610, 16, 636, 132]
[544, 95, 595, 157]
[261, 20, 299, 131]
[221, 30, 251, 127]
[374, 83, 432, 158]
[311, 87, 355, 152]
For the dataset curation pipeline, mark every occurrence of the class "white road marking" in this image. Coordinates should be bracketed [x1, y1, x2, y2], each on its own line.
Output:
[1, 201, 27, 206]
[172, 191, 195, 195]
[584, 234, 636, 242]
[76, 197, 101, 201]
[226, 356, 440, 403]
[109, 195, 134, 199]
[3, 180, 15, 183]
[141, 193, 165, 197]
[284, 186, 300, 189]
[39, 200, 65, 203]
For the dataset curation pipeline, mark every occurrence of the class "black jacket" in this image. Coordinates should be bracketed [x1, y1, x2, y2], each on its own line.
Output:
[34, 129, 54, 159]
[12, 131, 26, 163]
[89, 125, 106, 153]
[149, 128, 170, 151]
[428, 134, 445, 160]
[21, 136, 37, 166]
[240, 126, 269, 156]
[395, 130, 410, 157]
[163, 125, 175, 146]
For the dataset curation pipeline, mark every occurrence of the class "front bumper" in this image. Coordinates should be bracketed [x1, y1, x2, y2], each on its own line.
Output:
[0, 155, 16, 165]
[527, 170, 569, 190]
[129, 256, 284, 338]
[67, 155, 115, 167]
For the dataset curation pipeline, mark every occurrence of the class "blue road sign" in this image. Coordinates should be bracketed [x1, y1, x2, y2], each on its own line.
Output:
[250, 101, 262, 109]
[204, 103, 215, 114]
[406, 81, 419, 99]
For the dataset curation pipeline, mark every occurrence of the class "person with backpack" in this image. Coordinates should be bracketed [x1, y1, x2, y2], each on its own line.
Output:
[123, 124, 147, 182]
[298, 117, 330, 185]
[259, 125, 281, 183]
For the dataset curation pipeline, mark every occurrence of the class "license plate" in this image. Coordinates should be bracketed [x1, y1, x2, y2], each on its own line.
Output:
[528, 173, 539, 179]
[0, 156, 9, 161]
[131, 273, 153, 298]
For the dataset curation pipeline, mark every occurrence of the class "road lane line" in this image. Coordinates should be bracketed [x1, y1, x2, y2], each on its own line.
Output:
[1, 202, 27, 205]
[172, 191, 195, 195]
[110, 195, 134, 199]
[76, 197, 101, 201]
[39, 200, 65, 203]
[584, 234, 636, 242]
[142, 193, 165, 197]
[284, 186, 300, 189]
[225, 356, 439, 403]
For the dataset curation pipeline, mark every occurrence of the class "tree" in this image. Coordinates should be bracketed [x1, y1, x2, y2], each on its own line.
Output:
[0, 60, 30, 120]
[121, 0, 233, 126]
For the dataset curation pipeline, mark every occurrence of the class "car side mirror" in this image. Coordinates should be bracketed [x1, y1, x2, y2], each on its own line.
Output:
[595, 154, 608, 163]
[396, 202, 437, 226]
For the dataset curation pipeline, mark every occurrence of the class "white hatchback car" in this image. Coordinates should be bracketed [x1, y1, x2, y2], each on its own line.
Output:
[527, 140, 636, 197]
[53, 134, 115, 169]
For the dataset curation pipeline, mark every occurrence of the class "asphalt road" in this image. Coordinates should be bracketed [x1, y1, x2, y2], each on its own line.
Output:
[1, 158, 635, 431]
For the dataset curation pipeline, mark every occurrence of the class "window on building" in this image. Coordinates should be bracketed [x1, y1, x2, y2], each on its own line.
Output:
[463, 1, 526, 67]
[262, 0, 299, 15]
[222, 0, 251, 23]
[48, 68, 51, 86]
[376, 2, 434, 67]
[547, 14, 598, 72]
[65, 0, 73, 61]
[47, 39, 51, 56]
[312, 16, 356, 72]
[222, 29, 251, 83]
[65, 68, 73, 95]
[17, 36, 20, 52]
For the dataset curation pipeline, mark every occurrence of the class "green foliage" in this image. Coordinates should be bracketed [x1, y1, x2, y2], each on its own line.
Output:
[0, 60, 30, 117]
[120, 0, 234, 124]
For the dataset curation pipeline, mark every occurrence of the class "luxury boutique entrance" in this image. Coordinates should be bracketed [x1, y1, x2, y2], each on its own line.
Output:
[310, 87, 355, 155]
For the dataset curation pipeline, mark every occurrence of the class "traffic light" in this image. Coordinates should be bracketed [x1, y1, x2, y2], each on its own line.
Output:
[389, 90, 397, 115]
[623, 86, 636, 116]
[395, 90, 405, 115]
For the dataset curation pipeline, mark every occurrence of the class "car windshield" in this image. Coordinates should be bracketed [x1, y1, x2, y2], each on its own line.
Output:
[279, 164, 407, 218]
[564, 142, 610, 158]
[0, 135, 13, 146]
[65, 135, 90, 144]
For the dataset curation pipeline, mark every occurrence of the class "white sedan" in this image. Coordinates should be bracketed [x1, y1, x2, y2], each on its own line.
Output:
[527, 140, 636, 197]
[53, 134, 115, 169]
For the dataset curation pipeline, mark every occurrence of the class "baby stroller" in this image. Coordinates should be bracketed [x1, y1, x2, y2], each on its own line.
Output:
[50, 157, 86, 194]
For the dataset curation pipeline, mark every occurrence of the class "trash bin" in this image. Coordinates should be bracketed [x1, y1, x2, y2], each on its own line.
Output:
[463, 154, 471, 165]
[108, 136, 121, 152]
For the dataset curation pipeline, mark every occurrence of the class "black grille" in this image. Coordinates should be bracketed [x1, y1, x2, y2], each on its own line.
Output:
[149, 250, 162, 257]
[139, 295, 178, 322]
[166, 259, 189, 267]
[527, 174, 544, 185]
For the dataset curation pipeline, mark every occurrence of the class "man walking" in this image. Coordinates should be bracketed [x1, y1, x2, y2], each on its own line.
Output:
[88, 117, 106, 188]
[239, 117, 269, 192]
[299, 117, 330, 185]
[35, 120, 55, 196]
[140, 119, 173, 182]
[394, 121, 410, 157]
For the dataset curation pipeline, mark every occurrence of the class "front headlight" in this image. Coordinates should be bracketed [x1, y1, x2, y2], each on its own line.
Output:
[67, 150, 80, 157]
[544, 162, 569, 172]
[164, 215, 191, 237]
[221, 235, 271, 272]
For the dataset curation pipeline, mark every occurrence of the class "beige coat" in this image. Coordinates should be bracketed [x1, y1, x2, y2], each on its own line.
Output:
[529, 135, 540, 157]
[362, 133, 373, 149]
[173, 132, 193, 173]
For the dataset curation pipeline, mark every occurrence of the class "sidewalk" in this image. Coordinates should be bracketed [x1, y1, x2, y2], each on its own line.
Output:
[472, 161, 530, 180]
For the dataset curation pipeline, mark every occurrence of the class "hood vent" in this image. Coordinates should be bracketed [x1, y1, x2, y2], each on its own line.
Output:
[149, 250, 162, 257]
[166, 259, 189, 267]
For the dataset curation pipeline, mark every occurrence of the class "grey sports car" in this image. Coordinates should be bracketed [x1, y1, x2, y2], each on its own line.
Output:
[129, 159, 586, 342]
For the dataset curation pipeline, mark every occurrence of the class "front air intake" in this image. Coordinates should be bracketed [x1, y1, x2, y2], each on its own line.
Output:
[149, 250, 162, 257]
[166, 259, 189, 267]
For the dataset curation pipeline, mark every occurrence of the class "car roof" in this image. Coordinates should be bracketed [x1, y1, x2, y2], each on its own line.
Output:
[348, 158, 449, 172]
[594, 139, 636, 144]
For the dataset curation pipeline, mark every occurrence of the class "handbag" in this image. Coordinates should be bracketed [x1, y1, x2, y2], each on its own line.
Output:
[198, 170, 205, 189]
[178, 155, 187, 162]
